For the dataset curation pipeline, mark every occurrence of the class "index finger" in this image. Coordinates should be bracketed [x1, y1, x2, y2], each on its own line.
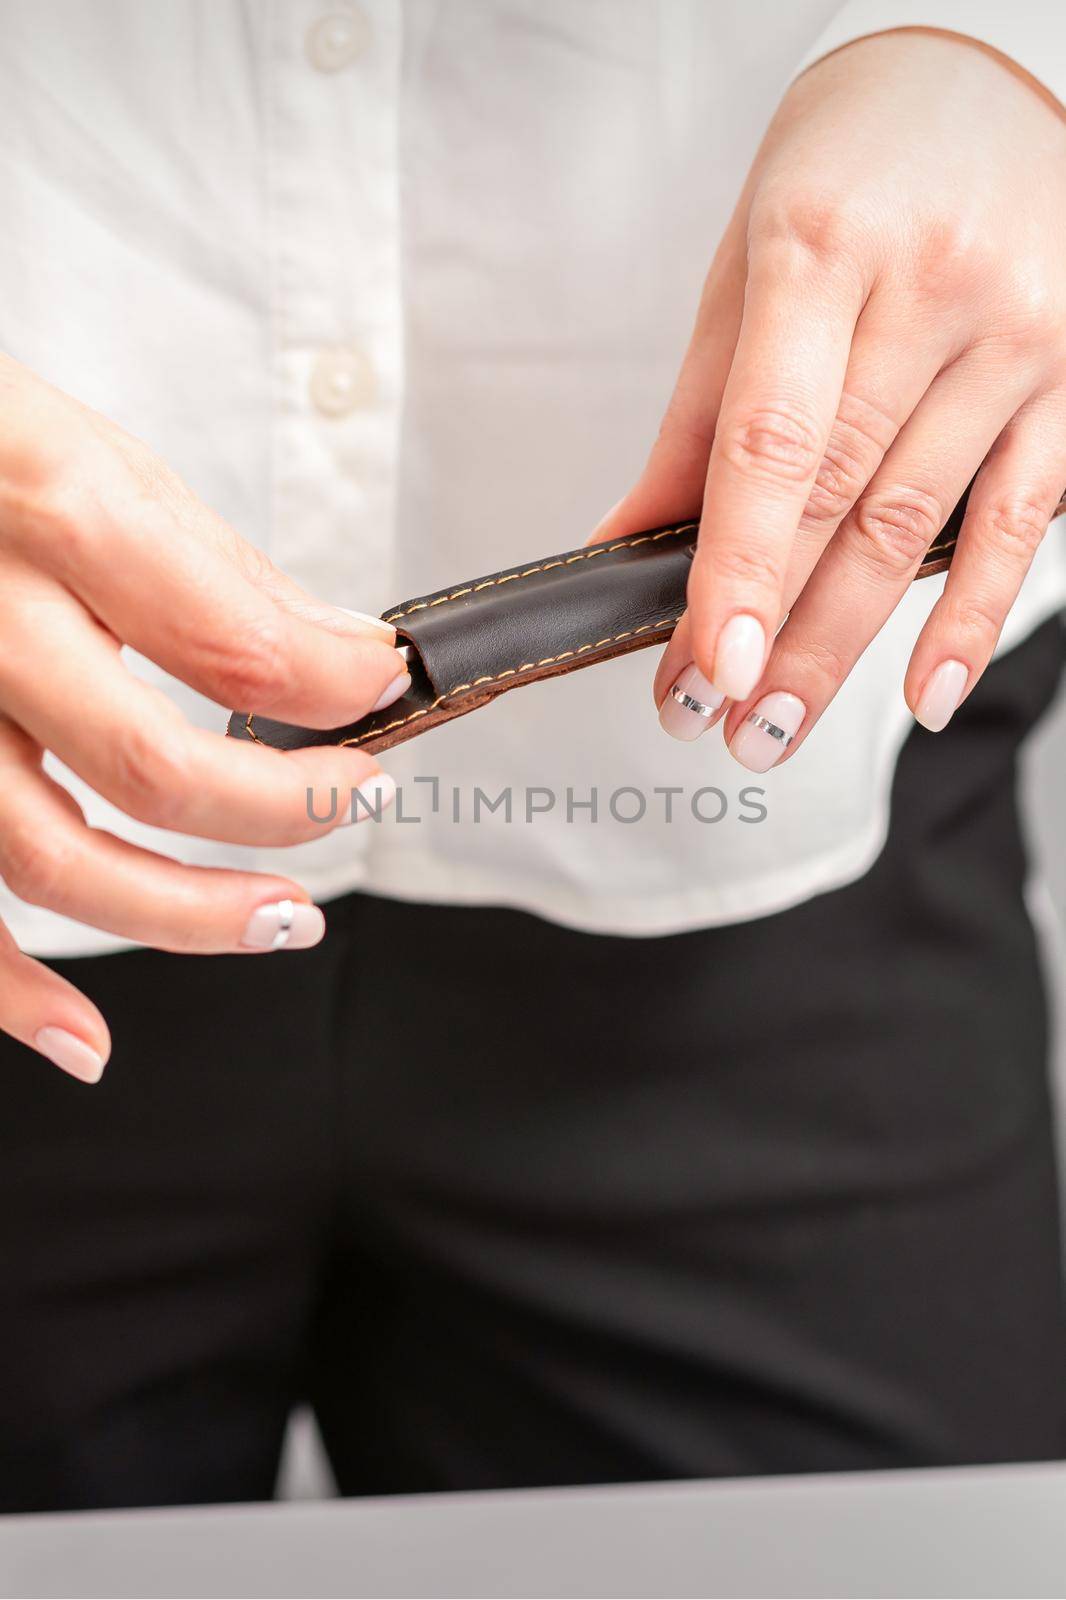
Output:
[22, 476, 407, 730]
[688, 232, 863, 701]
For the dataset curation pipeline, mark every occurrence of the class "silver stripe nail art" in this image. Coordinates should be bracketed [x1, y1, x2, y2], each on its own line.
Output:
[270, 898, 295, 951]
[671, 685, 717, 719]
[745, 712, 794, 747]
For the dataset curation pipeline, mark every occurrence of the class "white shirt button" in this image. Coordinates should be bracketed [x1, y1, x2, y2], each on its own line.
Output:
[305, 9, 368, 73]
[309, 345, 376, 417]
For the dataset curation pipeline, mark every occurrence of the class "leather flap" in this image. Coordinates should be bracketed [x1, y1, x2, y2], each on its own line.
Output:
[232, 523, 698, 754]
[228, 500, 990, 757]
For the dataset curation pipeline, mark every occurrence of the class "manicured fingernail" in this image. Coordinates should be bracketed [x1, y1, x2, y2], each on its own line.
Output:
[587, 497, 626, 543]
[659, 664, 725, 741]
[371, 671, 411, 713]
[713, 614, 766, 702]
[34, 1027, 106, 1084]
[241, 900, 326, 952]
[730, 690, 806, 773]
[342, 770, 397, 824]
[915, 659, 968, 732]
[337, 607, 396, 639]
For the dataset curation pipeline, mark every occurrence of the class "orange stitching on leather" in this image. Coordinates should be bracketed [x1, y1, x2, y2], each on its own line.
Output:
[380, 523, 697, 624]
[239, 524, 696, 751]
[240, 515, 974, 751]
[334, 613, 685, 747]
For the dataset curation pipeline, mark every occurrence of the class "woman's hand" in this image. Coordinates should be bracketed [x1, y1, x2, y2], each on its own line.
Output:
[0, 355, 409, 1081]
[592, 28, 1066, 768]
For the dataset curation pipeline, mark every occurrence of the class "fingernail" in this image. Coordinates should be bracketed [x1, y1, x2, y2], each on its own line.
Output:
[337, 607, 396, 640]
[341, 770, 397, 824]
[730, 690, 806, 773]
[915, 659, 968, 732]
[371, 671, 411, 713]
[713, 614, 766, 702]
[34, 1027, 106, 1084]
[587, 497, 626, 543]
[659, 664, 725, 741]
[241, 900, 326, 952]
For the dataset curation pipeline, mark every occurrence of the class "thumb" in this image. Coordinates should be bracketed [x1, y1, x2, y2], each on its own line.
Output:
[219, 527, 398, 644]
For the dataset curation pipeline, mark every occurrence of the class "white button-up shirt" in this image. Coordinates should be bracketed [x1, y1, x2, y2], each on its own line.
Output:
[2, 0, 1065, 956]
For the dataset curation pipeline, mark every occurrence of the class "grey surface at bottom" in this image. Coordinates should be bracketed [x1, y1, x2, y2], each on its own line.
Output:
[1, 1462, 1065, 1600]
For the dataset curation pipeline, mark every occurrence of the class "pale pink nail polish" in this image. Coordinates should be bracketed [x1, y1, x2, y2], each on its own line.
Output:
[659, 664, 725, 741]
[241, 900, 325, 952]
[336, 607, 396, 639]
[371, 671, 411, 713]
[341, 770, 397, 824]
[713, 614, 766, 702]
[915, 660, 968, 732]
[730, 691, 806, 773]
[34, 1027, 106, 1084]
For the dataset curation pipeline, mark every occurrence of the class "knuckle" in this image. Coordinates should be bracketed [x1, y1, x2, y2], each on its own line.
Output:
[850, 487, 944, 576]
[992, 268, 1063, 356]
[0, 817, 72, 907]
[912, 216, 990, 301]
[805, 433, 874, 526]
[708, 540, 784, 593]
[752, 195, 859, 268]
[788, 633, 851, 694]
[203, 613, 288, 710]
[975, 494, 1050, 562]
[805, 464, 860, 528]
[945, 593, 1003, 645]
[721, 404, 823, 487]
[107, 723, 191, 828]
[802, 401, 897, 531]
[20, 474, 104, 571]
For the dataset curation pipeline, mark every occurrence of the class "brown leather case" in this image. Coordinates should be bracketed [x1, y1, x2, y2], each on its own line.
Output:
[226, 497, 970, 756]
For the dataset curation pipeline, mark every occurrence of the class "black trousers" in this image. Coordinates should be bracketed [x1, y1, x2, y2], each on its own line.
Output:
[1, 621, 1064, 1512]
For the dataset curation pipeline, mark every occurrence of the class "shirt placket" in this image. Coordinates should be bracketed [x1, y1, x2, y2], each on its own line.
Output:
[263, 0, 403, 613]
